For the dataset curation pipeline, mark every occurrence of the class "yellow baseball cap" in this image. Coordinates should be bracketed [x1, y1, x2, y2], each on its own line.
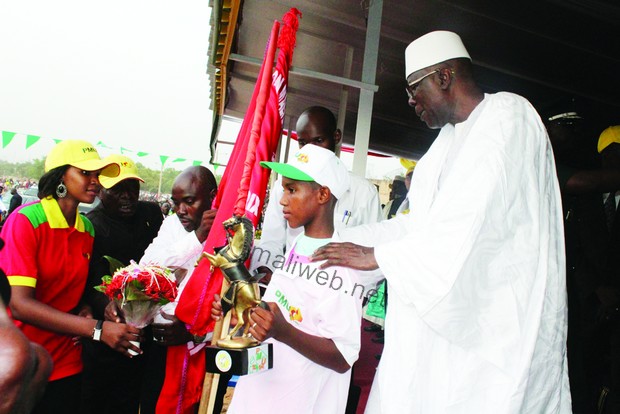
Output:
[99, 154, 144, 189]
[598, 125, 620, 153]
[45, 140, 120, 177]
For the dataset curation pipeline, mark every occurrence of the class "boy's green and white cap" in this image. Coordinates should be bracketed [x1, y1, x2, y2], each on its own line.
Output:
[261, 144, 351, 199]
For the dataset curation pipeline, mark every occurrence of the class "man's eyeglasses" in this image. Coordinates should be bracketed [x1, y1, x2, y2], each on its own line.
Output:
[405, 69, 440, 100]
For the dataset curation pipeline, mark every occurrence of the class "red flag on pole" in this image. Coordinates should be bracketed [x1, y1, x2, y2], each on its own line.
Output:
[156, 8, 301, 413]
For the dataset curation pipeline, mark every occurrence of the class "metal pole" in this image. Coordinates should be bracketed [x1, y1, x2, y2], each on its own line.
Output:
[352, 0, 383, 177]
[157, 161, 164, 199]
[336, 45, 354, 158]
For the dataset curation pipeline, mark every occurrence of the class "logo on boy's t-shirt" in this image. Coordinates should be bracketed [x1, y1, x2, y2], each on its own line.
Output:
[275, 289, 303, 323]
[289, 307, 302, 322]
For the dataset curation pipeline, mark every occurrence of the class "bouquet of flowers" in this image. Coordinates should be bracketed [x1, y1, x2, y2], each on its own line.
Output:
[95, 260, 177, 330]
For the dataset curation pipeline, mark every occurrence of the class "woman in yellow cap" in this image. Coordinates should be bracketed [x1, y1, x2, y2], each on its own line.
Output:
[0, 140, 143, 413]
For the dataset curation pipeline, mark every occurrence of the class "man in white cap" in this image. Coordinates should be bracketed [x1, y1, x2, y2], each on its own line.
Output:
[313, 31, 571, 412]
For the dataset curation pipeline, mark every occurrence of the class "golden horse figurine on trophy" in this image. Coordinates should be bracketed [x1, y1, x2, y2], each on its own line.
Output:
[197, 215, 267, 349]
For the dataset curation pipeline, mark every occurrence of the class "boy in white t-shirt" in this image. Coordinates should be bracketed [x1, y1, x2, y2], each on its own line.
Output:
[212, 144, 363, 414]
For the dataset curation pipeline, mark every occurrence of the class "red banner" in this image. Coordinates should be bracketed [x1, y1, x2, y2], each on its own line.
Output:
[156, 8, 301, 414]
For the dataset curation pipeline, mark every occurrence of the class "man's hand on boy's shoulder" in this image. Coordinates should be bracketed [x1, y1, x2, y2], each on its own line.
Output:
[249, 303, 288, 342]
[312, 242, 379, 271]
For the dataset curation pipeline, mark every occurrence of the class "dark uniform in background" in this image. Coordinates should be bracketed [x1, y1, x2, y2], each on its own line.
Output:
[547, 110, 620, 414]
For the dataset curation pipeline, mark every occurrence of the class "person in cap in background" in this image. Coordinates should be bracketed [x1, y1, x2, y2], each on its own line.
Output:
[544, 107, 620, 413]
[0, 140, 143, 414]
[381, 175, 407, 220]
[545, 104, 620, 196]
[597, 125, 620, 413]
[214, 144, 363, 414]
[80, 154, 164, 414]
[599, 126, 620, 237]
[599, 125, 620, 192]
[396, 159, 415, 216]
[312, 31, 570, 413]
[7, 187, 23, 216]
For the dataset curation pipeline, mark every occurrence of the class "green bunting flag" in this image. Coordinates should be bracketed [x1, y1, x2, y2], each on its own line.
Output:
[25, 135, 41, 149]
[2, 131, 16, 148]
[1, 129, 211, 169]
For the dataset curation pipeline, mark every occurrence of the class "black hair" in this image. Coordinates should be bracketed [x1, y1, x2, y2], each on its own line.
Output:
[195, 166, 218, 193]
[38, 165, 69, 199]
[174, 166, 218, 205]
[301, 106, 338, 135]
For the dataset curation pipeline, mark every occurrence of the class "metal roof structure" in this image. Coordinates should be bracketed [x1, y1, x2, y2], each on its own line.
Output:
[208, 0, 620, 172]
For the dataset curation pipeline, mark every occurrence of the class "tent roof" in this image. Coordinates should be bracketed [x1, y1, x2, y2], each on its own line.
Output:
[208, 0, 620, 160]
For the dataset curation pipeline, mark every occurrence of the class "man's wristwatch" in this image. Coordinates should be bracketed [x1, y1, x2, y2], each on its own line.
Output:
[191, 331, 213, 344]
[92, 320, 104, 342]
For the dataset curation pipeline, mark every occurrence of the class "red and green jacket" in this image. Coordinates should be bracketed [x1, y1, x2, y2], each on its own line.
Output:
[0, 196, 94, 381]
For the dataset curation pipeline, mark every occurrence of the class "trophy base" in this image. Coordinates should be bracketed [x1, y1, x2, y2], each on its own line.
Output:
[216, 336, 259, 349]
[205, 343, 273, 376]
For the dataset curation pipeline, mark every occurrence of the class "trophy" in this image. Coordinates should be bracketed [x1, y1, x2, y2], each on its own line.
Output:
[197, 216, 273, 376]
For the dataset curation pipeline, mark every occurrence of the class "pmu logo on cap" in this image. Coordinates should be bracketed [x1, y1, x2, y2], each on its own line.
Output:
[296, 152, 309, 163]
[82, 146, 97, 153]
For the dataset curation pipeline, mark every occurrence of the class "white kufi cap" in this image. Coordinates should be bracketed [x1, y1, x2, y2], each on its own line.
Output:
[405, 31, 471, 79]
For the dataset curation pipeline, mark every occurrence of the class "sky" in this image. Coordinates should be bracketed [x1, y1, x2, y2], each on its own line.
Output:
[0, 0, 403, 179]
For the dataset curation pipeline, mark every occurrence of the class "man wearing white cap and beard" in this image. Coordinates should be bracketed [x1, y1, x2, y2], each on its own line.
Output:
[312, 31, 571, 413]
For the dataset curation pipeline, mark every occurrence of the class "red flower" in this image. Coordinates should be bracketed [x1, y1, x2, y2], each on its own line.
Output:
[95, 262, 177, 305]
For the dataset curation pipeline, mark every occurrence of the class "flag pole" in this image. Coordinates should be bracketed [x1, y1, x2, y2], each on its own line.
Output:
[197, 19, 281, 414]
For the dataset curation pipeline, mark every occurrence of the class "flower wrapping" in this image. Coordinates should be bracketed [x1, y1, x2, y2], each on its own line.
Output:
[95, 261, 177, 328]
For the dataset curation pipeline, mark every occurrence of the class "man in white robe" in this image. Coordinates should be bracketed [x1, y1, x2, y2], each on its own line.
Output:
[313, 31, 571, 413]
